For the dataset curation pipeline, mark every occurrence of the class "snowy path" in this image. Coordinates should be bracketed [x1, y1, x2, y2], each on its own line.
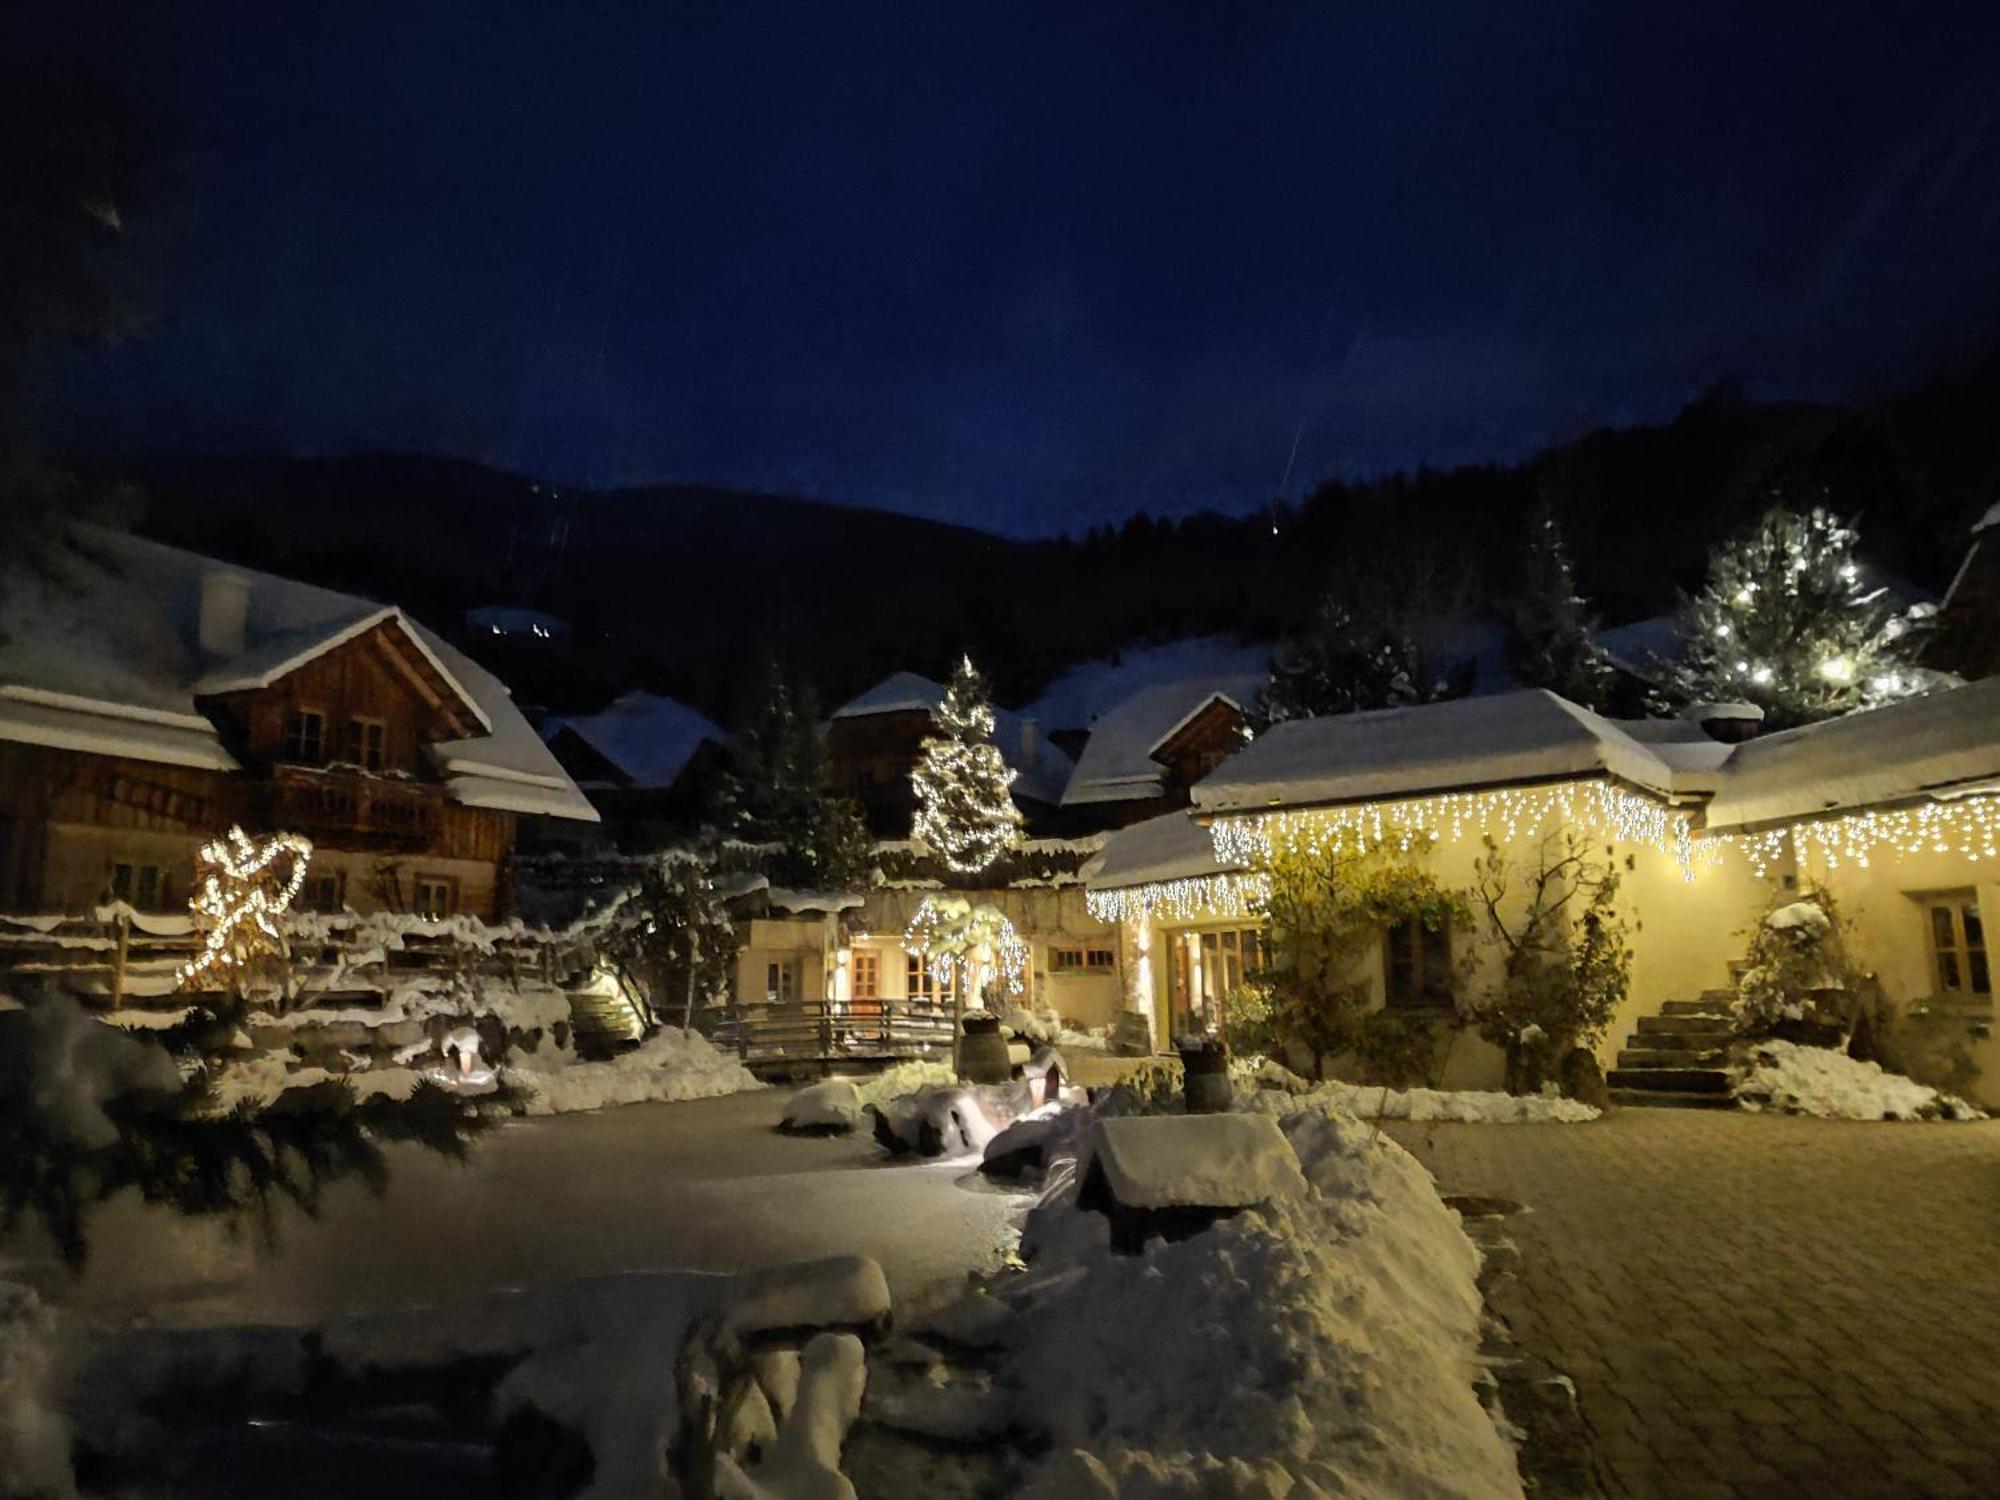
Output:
[13, 1089, 1025, 1328]
[1387, 1109, 2000, 1499]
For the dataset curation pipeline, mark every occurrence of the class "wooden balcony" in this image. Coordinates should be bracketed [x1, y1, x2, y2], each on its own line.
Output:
[266, 765, 445, 848]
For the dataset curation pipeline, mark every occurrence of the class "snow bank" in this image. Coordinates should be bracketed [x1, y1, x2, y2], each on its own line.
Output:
[512, 1027, 760, 1115]
[1278, 1079, 1601, 1124]
[0, 1282, 74, 1500]
[1734, 1040, 1985, 1121]
[781, 1079, 863, 1134]
[1001, 1096, 1523, 1497]
[852, 1059, 956, 1109]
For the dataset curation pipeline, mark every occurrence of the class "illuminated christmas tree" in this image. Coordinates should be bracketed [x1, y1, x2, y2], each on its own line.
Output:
[911, 656, 1024, 875]
[1660, 505, 1926, 729]
[1505, 501, 1613, 709]
[177, 825, 314, 996]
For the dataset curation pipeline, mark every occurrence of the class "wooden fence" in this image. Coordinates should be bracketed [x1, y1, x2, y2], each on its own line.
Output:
[712, 999, 957, 1076]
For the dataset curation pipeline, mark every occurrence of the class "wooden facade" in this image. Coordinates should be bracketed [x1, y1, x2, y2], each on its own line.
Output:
[0, 625, 518, 920]
[825, 707, 935, 831]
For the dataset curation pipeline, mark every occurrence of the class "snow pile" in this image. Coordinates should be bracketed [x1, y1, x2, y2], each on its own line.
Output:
[1087, 1113, 1308, 1209]
[1274, 1078, 1601, 1124]
[1734, 1040, 1985, 1121]
[1, 1281, 74, 1500]
[852, 1059, 957, 1109]
[0, 994, 181, 1148]
[781, 1079, 863, 1134]
[996, 1096, 1522, 1497]
[513, 1027, 760, 1115]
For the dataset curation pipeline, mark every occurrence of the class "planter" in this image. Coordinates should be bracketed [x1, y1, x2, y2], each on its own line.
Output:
[1178, 1041, 1232, 1114]
[959, 1012, 1012, 1084]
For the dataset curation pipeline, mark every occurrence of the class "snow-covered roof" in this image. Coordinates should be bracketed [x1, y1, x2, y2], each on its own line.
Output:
[0, 529, 598, 822]
[543, 691, 724, 790]
[1080, 810, 1246, 891]
[1026, 636, 1273, 733]
[828, 671, 1076, 804]
[1191, 690, 1693, 815]
[1061, 681, 1254, 807]
[1593, 615, 1686, 683]
[1701, 678, 2000, 831]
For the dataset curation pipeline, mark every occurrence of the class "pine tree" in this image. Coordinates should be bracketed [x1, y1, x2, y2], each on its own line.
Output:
[1504, 502, 1613, 709]
[911, 656, 1024, 875]
[1258, 559, 1469, 727]
[719, 667, 873, 891]
[1660, 505, 1926, 729]
[603, 855, 739, 1030]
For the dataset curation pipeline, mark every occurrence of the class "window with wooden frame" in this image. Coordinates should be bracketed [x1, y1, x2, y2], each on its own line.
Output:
[1384, 917, 1454, 1009]
[766, 959, 798, 1003]
[905, 951, 940, 1006]
[1048, 946, 1086, 974]
[413, 875, 456, 920]
[1922, 892, 1990, 997]
[110, 861, 166, 910]
[850, 949, 880, 1001]
[282, 708, 325, 763]
[1085, 947, 1117, 973]
[345, 717, 387, 771]
[305, 870, 347, 914]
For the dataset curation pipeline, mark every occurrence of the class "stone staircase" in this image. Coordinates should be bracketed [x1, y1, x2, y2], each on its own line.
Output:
[567, 984, 647, 1060]
[1606, 992, 1738, 1109]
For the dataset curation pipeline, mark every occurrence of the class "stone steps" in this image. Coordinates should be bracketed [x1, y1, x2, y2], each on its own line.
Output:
[1616, 1047, 1726, 1070]
[1607, 1086, 1736, 1110]
[1636, 1013, 1731, 1035]
[1659, 998, 1732, 1018]
[1605, 1065, 1732, 1094]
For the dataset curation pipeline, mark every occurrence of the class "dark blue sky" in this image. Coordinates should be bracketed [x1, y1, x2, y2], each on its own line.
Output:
[37, 1, 2000, 535]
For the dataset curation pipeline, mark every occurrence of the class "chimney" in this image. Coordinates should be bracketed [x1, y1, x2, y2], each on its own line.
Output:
[1685, 700, 1764, 744]
[198, 570, 251, 658]
[1019, 715, 1039, 770]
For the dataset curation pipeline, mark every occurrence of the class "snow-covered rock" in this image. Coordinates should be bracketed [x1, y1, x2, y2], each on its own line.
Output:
[1734, 1040, 1984, 1121]
[719, 1257, 892, 1352]
[851, 1060, 957, 1110]
[1085, 1113, 1307, 1210]
[714, 1331, 867, 1500]
[869, 1084, 1022, 1157]
[781, 1080, 863, 1134]
[512, 1027, 760, 1115]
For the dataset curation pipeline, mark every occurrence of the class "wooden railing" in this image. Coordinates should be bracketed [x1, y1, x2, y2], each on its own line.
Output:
[267, 765, 444, 847]
[712, 999, 957, 1073]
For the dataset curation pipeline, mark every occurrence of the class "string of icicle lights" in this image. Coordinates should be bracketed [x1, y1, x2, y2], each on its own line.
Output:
[1722, 794, 2000, 877]
[177, 825, 314, 988]
[1084, 871, 1271, 925]
[1208, 779, 1712, 881]
[903, 895, 1029, 996]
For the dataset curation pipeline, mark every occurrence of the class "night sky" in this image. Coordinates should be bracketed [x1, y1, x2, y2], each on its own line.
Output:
[32, 1, 2000, 536]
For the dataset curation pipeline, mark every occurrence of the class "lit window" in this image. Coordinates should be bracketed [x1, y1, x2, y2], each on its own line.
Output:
[851, 949, 880, 1001]
[1384, 918, 1453, 1009]
[1168, 925, 1264, 1017]
[413, 876, 455, 919]
[282, 708, 325, 763]
[767, 960, 798, 1003]
[905, 951, 939, 1006]
[1924, 893, 1990, 996]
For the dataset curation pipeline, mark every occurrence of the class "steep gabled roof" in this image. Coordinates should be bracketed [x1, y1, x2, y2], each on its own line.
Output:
[1191, 689, 1693, 815]
[0, 528, 596, 822]
[828, 670, 1076, 805]
[1062, 682, 1250, 807]
[542, 691, 725, 791]
[1701, 677, 2000, 831]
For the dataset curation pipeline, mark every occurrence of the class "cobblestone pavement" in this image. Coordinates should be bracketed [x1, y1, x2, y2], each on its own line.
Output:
[1384, 1110, 2000, 1500]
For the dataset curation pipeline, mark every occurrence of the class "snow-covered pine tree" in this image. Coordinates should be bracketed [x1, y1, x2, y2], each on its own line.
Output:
[718, 666, 873, 891]
[604, 854, 739, 1030]
[1659, 505, 1926, 729]
[1504, 501, 1613, 709]
[1257, 557, 1469, 728]
[911, 656, 1024, 875]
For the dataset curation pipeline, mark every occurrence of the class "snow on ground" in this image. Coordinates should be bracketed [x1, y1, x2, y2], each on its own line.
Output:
[1287, 1078, 1602, 1124]
[0, 995, 181, 1149]
[511, 1027, 761, 1115]
[1088, 1112, 1308, 1208]
[1734, 1040, 1985, 1121]
[1, 1281, 73, 1500]
[992, 1092, 1523, 1497]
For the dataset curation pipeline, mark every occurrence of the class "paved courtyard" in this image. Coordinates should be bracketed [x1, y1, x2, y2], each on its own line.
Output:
[1385, 1109, 2000, 1500]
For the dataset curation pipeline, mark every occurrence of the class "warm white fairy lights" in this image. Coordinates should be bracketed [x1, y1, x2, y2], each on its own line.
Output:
[911, 656, 1026, 876]
[1721, 794, 2000, 878]
[1084, 870, 1271, 925]
[903, 895, 1028, 998]
[1210, 778, 1711, 880]
[176, 825, 314, 988]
